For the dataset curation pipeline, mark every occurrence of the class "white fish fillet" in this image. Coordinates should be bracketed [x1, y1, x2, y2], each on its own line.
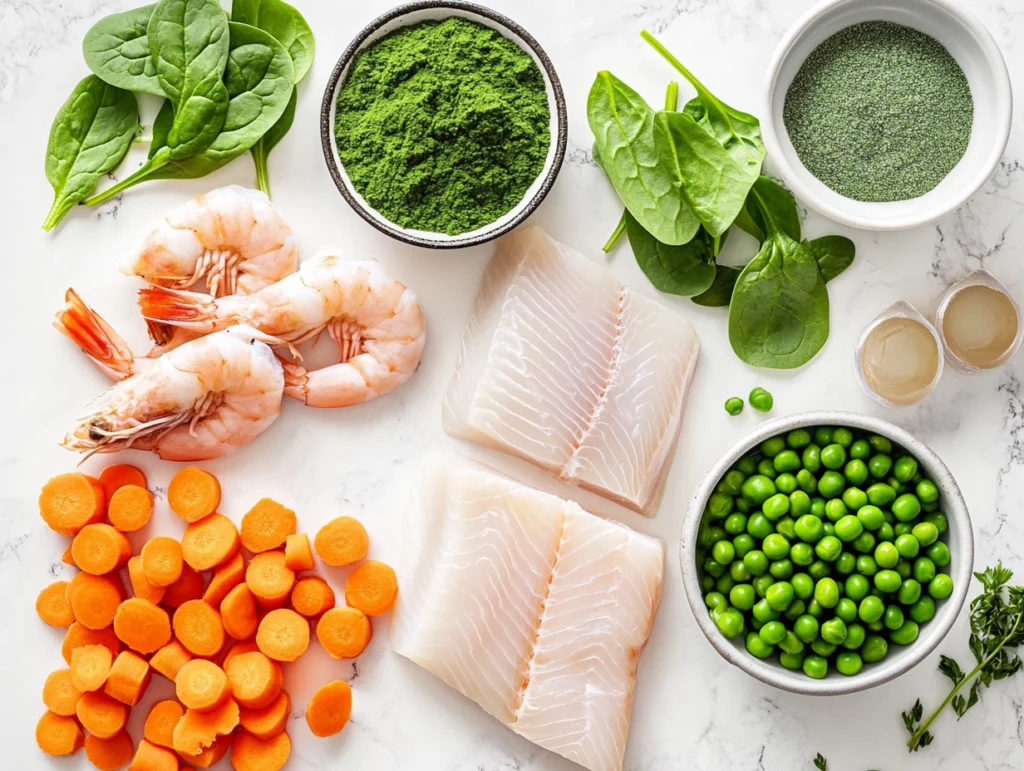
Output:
[392, 452, 665, 771]
[443, 226, 700, 516]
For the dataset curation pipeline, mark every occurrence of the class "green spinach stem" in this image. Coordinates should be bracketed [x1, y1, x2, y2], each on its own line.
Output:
[252, 142, 272, 197]
[84, 157, 162, 206]
[42, 198, 70, 232]
[665, 81, 678, 112]
[641, 31, 708, 101]
[602, 211, 627, 252]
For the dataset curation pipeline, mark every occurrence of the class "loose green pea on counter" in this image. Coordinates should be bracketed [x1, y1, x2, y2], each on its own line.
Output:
[697, 425, 953, 680]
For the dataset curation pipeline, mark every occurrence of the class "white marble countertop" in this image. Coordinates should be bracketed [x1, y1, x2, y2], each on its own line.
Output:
[2, 0, 1023, 769]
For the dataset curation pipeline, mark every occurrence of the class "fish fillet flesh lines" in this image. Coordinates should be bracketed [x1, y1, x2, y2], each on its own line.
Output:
[391, 452, 665, 771]
[443, 226, 700, 516]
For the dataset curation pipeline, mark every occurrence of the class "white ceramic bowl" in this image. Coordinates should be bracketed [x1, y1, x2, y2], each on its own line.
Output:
[320, 1, 567, 249]
[680, 411, 974, 696]
[762, 0, 1012, 231]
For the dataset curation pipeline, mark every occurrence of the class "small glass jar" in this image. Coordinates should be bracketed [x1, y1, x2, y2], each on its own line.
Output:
[934, 270, 1022, 373]
[855, 301, 944, 408]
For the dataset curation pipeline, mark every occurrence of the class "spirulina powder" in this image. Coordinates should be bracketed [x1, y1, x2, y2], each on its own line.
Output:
[783, 21, 973, 202]
[334, 17, 550, 235]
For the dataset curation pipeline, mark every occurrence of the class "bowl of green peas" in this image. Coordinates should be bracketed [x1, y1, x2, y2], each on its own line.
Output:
[682, 411, 973, 695]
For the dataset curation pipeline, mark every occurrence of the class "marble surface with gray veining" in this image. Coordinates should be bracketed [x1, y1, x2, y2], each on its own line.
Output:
[1, 0, 1023, 769]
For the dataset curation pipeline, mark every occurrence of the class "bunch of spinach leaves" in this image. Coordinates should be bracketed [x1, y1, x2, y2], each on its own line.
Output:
[588, 31, 855, 370]
[43, 0, 314, 231]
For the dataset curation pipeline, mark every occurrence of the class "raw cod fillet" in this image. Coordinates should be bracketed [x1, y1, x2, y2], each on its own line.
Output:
[443, 226, 700, 516]
[391, 452, 665, 771]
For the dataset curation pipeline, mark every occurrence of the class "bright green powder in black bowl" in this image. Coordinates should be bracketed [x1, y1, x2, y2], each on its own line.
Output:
[783, 21, 973, 202]
[334, 17, 551, 235]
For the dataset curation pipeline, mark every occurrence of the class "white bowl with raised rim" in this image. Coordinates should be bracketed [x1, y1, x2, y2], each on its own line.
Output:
[762, 0, 1012, 231]
[680, 411, 974, 696]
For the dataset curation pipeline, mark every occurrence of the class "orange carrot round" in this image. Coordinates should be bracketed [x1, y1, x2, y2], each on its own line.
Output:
[161, 563, 204, 608]
[221, 583, 258, 641]
[36, 710, 84, 756]
[222, 640, 260, 672]
[168, 467, 221, 523]
[225, 651, 282, 710]
[291, 576, 336, 618]
[107, 484, 154, 532]
[305, 680, 352, 738]
[144, 700, 184, 748]
[73, 523, 131, 575]
[176, 660, 230, 712]
[173, 599, 226, 658]
[182, 513, 239, 571]
[113, 597, 171, 654]
[40, 472, 105, 536]
[129, 739, 178, 771]
[184, 732, 232, 769]
[316, 606, 372, 659]
[150, 639, 191, 682]
[141, 536, 184, 587]
[71, 643, 113, 692]
[68, 572, 123, 630]
[36, 580, 75, 627]
[245, 551, 295, 609]
[345, 560, 398, 616]
[172, 698, 239, 756]
[313, 516, 368, 567]
[202, 551, 245, 607]
[284, 533, 314, 571]
[239, 690, 290, 740]
[127, 556, 166, 604]
[62, 622, 121, 664]
[76, 690, 128, 739]
[43, 668, 83, 716]
[230, 729, 290, 771]
[98, 464, 147, 504]
[241, 498, 296, 554]
[255, 609, 309, 662]
[84, 729, 134, 771]
[104, 650, 151, 706]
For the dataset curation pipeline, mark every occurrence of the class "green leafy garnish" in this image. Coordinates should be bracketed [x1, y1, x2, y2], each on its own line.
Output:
[813, 754, 828, 771]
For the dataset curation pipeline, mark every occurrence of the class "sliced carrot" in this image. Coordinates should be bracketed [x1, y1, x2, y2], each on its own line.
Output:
[173, 599, 226, 658]
[161, 564, 204, 609]
[141, 536, 184, 587]
[221, 640, 260, 672]
[306, 680, 352, 737]
[72, 523, 131, 575]
[221, 583, 258, 641]
[239, 690, 290, 740]
[68, 571, 123, 630]
[171, 698, 239, 756]
[128, 739, 178, 771]
[36, 710, 84, 756]
[345, 560, 399, 616]
[108, 484, 154, 532]
[168, 467, 221, 523]
[144, 700, 184, 748]
[99, 464, 148, 505]
[71, 643, 113, 692]
[245, 551, 295, 609]
[114, 597, 171, 654]
[256, 608, 309, 662]
[182, 513, 239, 571]
[36, 579, 75, 627]
[62, 621, 121, 664]
[313, 516, 368, 567]
[202, 551, 245, 607]
[240, 498, 296, 554]
[62, 544, 76, 566]
[176, 660, 230, 712]
[40, 472, 105, 536]
[225, 651, 282, 710]
[150, 639, 191, 681]
[85, 729, 134, 771]
[179, 732, 231, 769]
[128, 556, 167, 604]
[290, 576, 336, 618]
[105, 650, 152, 706]
[315, 606, 372, 659]
[230, 729, 290, 771]
[77, 690, 129, 739]
[43, 668, 83, 716]
[284, 533, 314, 571]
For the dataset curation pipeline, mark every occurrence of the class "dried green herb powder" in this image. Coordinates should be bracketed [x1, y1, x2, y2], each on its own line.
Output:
[334, 17, 551, 235]
[783, 21, 973, 202]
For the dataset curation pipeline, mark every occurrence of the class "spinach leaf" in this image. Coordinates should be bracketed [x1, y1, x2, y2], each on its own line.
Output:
[43, 75, 138, 231]
[250, 87, 295, 194]
[805, 235, 856, 283]
[83, 5, 164, 97]
[149, 99, 174, 160]
[733, 197, 765, 242]
[626, 211, 716, 296]
[231, 0, 314, 83]
[588, 72, 700, 246]
[728, 177, 829, 369]
[692, 265, 740, 307]
[745, 176, 800, 241]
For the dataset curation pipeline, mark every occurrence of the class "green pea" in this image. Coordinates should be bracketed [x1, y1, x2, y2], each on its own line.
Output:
[841, 486, 868, 511]
[869, 435, 893, 453]
[773, 450, 801, 473]
[766, 581, 795, 611]
[818, 471, 846, 499]
[855, 505, 883, 532]
[802, 445, 822, 473]
[724, 513, 748, 536]
[810, 639, 836, 657]
[893, 523, 912, 539]
[835, 515, 864, 543]
[893, 456, 918, 483]
[746, 514, 774, 541]
[794, 614, 819, 643]
[836, 598, 858, 623]
[813, 427, 834, 446]
[796, 469, 818, 494]
[752, 598, 779, 623]
[923, 512, 948, 535]
[814, 578, 839, 608]
[794, 515, 824, 544]
[856, 555, 878, 577]
[769, 559, 794, 580]
[792, 573, 814, 600]
[861, 634, 888, 663]
[737, 456, 758, 476]
[715, 574, 735, 594]
[910, 596, 936, 623]
[726, 583, 753, 611]
[892, 494, 922, 523]
[875, 542, 900, 569]
[700, 575, 715, 592]
[897, 579, 922, 606]
[742, 550, 768, 576]
[789, 491, 812, 517]
[823, 522, 835, 537]
[929, 574, 954, 600]
[729, 561, 752, 582]
[821, 444, 847, 470]
[927, 542, 951, 568]
[762, 493, 790, 521]
[786, 429, 811, 449]
[708, 492, 734, 519]
[895, 534, 921, 559]
[821, 618, 848, 645]
[895, 559, 913, 580]
[845, 574, 870, 602]
[815, 536, 843, 563]
[802, 655, 829, 679]
[753, 575, 775, 598]
[922, 501, 939, 513]
[886, 476, 906, 494]
[758, 458, 778, 479]
[825, 499, 848, 523]
[778, 631, 805, 655]
[745, 631, 775, 658]
[852, 532, 877, 554]
[775, 517, 797, 540]
[868, 455, 893, 479]
[791, 542, 815, 566]
[758, 620, 787, 645]
[912, 522, 939, 548]
[741, 475, 777, 505]
[913, 557, 937, 583]
[705, 591, 727, 609]
[749, 387, 774, 413]
[712, 540, 736, 565]
[842, 623, 866, 650]
[858, 595, 885, 624]
[835, 651, 863, 676]
[807, 599, 824, 618]
[843, 462, 868, 488]
[836, 552, 857, 576]
[784, 599, 807, 620]
[847, 438, 869, 459]
[720, 469, 746, 495]
[703, 556, 725, 578]
[775, 473, 797, 494]
[780, 651, 806, 671]
[866, 483, 896, 507]
[874, 570, 902, 594]
[884, 604, 905, 631]
[833, 428, 854, 447]
[891, 620, 920, 646]
[877, 522, 895, 543]
[724, 397, 744, 416]
[915, 479, 939, 504]
[761, 437, 786, 457]
[808, 560, 832, 581]
[810, 497, 826, 518]
[735, 498, 752, 515]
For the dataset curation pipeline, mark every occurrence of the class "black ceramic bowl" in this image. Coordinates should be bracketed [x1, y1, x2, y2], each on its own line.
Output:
[320, 1, 568, 249]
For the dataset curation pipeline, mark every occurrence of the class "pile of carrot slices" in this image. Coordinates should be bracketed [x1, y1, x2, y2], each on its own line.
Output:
[35, 465, 398, 770]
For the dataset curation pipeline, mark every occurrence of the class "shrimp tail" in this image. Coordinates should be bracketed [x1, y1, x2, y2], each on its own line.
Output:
[54, 289, 137, 381]
[138, 286, 216, 325]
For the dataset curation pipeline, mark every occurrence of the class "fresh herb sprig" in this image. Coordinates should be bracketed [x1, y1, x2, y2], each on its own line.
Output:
[813, 753, 828, 770]
[904, 563, 1024, 752]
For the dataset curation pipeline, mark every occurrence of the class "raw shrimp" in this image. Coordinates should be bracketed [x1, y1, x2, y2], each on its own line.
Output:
[63, 326, 284, 461]
[139, 251, 426, 408]
[54, 289, 150, 381]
